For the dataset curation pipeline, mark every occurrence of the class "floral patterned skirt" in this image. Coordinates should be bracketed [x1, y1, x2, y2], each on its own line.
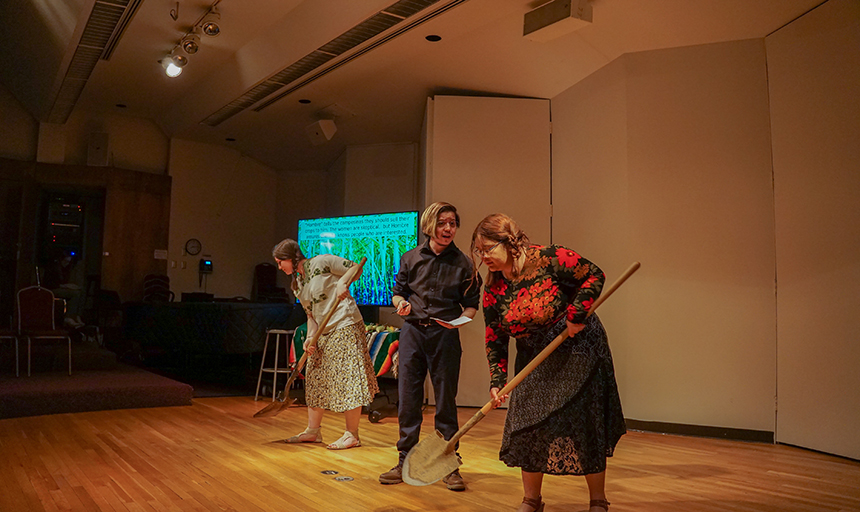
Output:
[499, 315, 626, 475]
[305, 322, 380, 413]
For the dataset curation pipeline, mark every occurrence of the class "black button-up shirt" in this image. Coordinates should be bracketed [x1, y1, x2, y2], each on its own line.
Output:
[392, 239, 481, 323]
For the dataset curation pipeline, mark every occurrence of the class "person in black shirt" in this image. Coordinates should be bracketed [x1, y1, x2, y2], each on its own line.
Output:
[378, 202, 481, 491]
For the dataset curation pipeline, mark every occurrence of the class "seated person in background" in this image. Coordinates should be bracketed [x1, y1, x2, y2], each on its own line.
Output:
[42, 250, 85, 328]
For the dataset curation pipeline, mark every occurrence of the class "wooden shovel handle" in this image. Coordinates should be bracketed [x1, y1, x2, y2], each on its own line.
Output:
[279, 257, 367, 393]
[446, 261, 640, 452]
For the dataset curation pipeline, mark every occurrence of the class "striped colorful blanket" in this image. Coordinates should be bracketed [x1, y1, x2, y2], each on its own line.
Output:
[293, 324, 399, 378]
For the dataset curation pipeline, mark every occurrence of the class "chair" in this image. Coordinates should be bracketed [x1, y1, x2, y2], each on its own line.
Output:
[252, 263, 288, 302]
[143, 274, 175, 302]
[17, 286, 72, 376]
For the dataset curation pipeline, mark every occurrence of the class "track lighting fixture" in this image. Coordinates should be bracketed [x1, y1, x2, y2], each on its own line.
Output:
[160, 3, 221, 77]
[200, 8, 221, 37]
[181, 29, 200, 54]
[162, 50, 187, 77]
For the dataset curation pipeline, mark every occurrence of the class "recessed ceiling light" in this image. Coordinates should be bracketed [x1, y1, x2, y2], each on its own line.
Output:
[299, 99, 311, 104]
[425, 35, 442, 42]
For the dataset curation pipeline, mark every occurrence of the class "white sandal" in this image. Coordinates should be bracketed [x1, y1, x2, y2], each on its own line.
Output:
[284, 427, 323, 444]
[326, 431, 361, 450]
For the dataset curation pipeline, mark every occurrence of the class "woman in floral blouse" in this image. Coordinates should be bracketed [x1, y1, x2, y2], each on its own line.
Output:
[470, 214, 626, 512]
[272, 239, 379, 450]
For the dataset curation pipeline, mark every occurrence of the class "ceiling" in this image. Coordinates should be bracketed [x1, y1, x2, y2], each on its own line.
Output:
[0, 0, 825, 172]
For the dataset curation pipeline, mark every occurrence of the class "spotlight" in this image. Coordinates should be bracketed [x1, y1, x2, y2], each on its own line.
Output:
[162, 50, 187, 77]
[181, 30, 200, 54]
[200, 9, 220, 37]
[162, 58, 181, 77]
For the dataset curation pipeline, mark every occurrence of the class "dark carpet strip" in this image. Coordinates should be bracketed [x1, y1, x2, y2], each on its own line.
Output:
[0, 363, 193, 419]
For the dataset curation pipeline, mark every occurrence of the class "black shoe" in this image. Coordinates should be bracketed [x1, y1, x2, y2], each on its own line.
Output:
[442, 469, 466, 491]
[379, 464, 403, 484]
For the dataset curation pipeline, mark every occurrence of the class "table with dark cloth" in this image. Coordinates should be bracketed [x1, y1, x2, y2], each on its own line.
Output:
[123, 301, 305, 355]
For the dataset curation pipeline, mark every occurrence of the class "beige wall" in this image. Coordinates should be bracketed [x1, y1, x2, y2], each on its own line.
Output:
[766, 0, 860, 459]
[553, 40, 778, 433]
[276, 169, 330, 241]
[326, 150, 347, 218]
[344, 143, 418, 215]
[274, 168, 329, 291]
[168, 139, 278, 299]
[61, 110, 169, 174]
[0, 87, 169, 174]
[0, 85, 38, 161]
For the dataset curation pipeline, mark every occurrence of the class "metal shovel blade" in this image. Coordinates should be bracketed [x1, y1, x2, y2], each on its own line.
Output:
[402, 430, 461, 486]
[253, 391, 296, 418]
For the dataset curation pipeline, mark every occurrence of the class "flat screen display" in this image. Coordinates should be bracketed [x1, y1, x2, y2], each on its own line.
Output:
[298, 211, 419, 306]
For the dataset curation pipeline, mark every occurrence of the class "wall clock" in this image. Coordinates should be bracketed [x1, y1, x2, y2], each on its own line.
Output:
[185, 238, 202, 256]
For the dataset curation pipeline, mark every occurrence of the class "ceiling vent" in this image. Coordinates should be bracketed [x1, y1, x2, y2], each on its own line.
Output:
[46, 0, 143, 123]
[101, 0, 144, 60]
[201, 0, 467, 127]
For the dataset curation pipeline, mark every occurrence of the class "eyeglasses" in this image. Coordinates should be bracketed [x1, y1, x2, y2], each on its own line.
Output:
[474, 240, 502, 257]
[436, 220, 458, 229]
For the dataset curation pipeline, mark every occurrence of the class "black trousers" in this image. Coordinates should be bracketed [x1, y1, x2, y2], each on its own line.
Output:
[395, 321, 462, 462]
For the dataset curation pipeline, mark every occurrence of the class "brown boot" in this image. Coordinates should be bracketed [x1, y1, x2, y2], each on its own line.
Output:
[379, 463, 403, 484]
[442, 469, 466, 491]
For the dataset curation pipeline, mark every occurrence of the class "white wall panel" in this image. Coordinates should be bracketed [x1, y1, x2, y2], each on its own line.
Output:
[767, 0, 860, 459]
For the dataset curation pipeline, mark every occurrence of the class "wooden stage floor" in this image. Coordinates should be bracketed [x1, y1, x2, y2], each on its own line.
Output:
[1, 397, 857, 512]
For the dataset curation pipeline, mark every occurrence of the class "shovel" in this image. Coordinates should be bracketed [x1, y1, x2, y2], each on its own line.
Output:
[401, 261, 640, 485]
[254, 257, 366, 418]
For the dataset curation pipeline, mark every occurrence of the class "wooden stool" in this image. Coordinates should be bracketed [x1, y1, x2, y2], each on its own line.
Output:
[254, 329, 295, 401]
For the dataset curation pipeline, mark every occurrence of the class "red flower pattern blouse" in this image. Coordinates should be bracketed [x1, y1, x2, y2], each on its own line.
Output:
[483, 245, 605, 389]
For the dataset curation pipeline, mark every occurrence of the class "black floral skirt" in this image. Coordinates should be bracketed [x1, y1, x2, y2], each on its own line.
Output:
[499, 315, 626, 475]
